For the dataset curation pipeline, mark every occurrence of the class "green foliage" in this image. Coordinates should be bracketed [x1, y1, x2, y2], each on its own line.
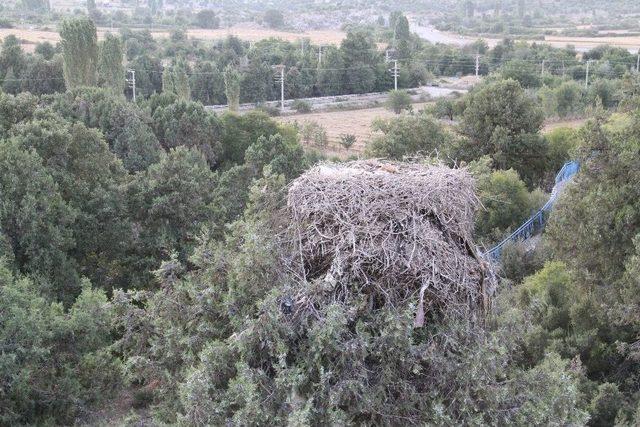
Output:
[12, 116, 133, 294]
[461, 79, 547, 187]
[60, 17, 99, 89]
[223, 64, 241, 112]
[339, 133, 357, 149]
[367, 113, 453, 159]
[127, 147, 218, 285]
[263, 9, 284, 29]
[0, 35, 26, 81]
[292, 99, 312, 113]
[245, 133, 306, 181]
[162, 58, 191, 101]
[545, 127, 579, 176]
[0, 92, 37, 138]
[190, 61, 224, 105]
[473, 166, 538, 242]
[500, 59, 542, 88]
[386, 89, 412, 114]
[98, 33, 124, 94]
[555, 80, 585, 117]
[462, 79, 544, 149]
[152, 99, 222, 166]
[34, 41, 55, 60]
[300, 120, 328, 147]
[219, 110, 280, 166]
[0, 263, 120, 425]
[20, 54, 66, 95]
[498, 239, 547, 284]
[193, 9, 220, 29]
[0, 139, 78, 301]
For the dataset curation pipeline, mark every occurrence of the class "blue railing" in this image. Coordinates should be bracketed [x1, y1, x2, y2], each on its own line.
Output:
[484, 161, 580, 261]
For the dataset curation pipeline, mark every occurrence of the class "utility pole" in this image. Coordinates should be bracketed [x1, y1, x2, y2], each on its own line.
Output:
[585, 60, 591, 88]
[318, 45, 323, 65]
[541, 59, 545, 76]
[390, 60, 399, 90]
[562, 60, 566, 78]
[273, 65, 285, 113]
[475, 54, 480, 77]
[637, 50, 640, 73]
[126, 69, 136, 102]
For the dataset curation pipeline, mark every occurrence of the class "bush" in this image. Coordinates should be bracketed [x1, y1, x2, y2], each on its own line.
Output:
[474, 168, 539, 243]
[386, 89, 412, 114]
[292, 99, 312, 113]
[301, 121, 328, 147]
[367, 113, 453, 159]
[499, 240, 546, 284]
[339, 133, 357, 149]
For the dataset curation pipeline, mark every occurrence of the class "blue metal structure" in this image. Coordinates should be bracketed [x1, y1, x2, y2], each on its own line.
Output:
[484, 161, 580, 261]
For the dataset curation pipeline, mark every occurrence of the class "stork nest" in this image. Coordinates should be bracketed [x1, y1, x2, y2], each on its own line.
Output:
[283, 159, 493, 327]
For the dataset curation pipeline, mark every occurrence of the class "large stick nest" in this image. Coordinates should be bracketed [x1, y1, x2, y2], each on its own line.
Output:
[284, 160, 493, 326]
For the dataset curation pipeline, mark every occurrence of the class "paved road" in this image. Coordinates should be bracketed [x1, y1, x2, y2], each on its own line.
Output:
[205, 84, 467, 115]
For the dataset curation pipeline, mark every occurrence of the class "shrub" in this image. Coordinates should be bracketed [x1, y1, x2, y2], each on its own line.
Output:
[292, 99, 312, 113]
[386, 89, 412, 114]
[339, 133, 357, 149]
[301, 121, 328, 147]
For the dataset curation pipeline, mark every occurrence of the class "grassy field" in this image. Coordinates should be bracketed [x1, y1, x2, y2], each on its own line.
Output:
[542, 118, 587, 133]
[0, 24, 346, 53]
[278, 103, 431, 159]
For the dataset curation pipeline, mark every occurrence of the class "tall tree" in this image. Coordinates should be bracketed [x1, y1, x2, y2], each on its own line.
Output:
[224, 64, 241, 112]
[162, 59, 190, 101]
[59, 18, 98, 89]
[98, 33, 124, 94]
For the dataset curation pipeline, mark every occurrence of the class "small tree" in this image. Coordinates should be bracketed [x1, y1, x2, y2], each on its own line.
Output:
[339, 133, 357, 149]
[223, 64, 241, 112]
[60, 17, 98, 89]
[386, 90, 412, 114]
[194, 10, 220, 29]
[264, 9, 284, 29]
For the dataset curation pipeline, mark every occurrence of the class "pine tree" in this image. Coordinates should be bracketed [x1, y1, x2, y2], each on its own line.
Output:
[98, 33, 124, 94]
[59, 18, 98, 89]
[223, 64, 241, 112]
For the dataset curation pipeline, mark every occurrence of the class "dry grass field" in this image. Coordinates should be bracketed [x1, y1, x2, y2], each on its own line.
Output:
[0, 24, 346, 53]
[543, 34, 640, 51]
[278, 103, 431, 159]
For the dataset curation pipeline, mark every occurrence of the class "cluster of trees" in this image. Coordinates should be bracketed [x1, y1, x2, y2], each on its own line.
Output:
[3, 13, 637, 113]
[0, 83, 310, 423]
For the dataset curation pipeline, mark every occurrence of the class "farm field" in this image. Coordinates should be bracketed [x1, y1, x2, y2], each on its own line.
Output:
[0, 24, 346, 52]
[278, 103, 431, 158]
[543, 34, 640, 52]
[280, 104, 587, 159]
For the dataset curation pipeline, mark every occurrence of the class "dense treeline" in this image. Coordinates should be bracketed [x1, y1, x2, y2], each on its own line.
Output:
[2, 14, 638, 112]
[2, 11, 640, 426]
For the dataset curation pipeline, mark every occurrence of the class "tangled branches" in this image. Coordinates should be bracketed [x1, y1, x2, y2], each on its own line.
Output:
[285, 159, 493, 327]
